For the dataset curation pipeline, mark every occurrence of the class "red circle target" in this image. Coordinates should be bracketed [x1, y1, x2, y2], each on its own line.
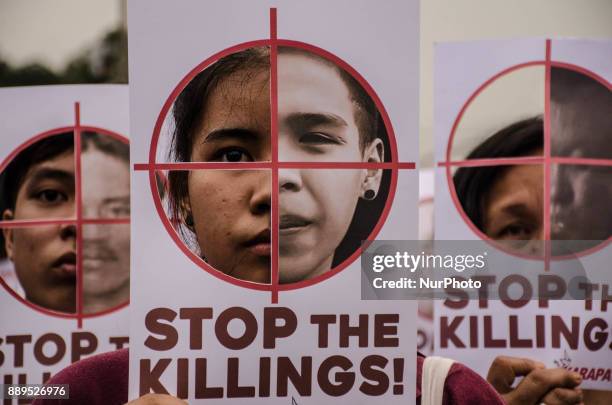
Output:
[145, 39, 411, 300]
[443, 42, 612, 265]
[0, 119, 130, 323]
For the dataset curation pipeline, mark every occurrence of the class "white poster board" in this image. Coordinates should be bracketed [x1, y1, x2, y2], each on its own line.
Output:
[434, 39, 612, 390]
[128, 0, 419, 403]
[417, 169, 434, 355]
[0, 85, 130, 393]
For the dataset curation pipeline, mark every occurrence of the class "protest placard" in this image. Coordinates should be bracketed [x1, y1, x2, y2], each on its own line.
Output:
[0, 85, 130, 397]
[128, 0, 419, 402]
[433, 39, 612, 390]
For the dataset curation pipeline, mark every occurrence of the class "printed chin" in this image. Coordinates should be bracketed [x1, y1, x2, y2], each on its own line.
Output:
[82, 266, 128, 295]
[38, 288, 76, 313]
[230, 260, 271, 284]
[278, 252, 324, 284]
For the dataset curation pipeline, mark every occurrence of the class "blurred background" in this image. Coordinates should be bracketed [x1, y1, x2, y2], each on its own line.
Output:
[0, 0, 127, 86]
[1, 0, 611, 166]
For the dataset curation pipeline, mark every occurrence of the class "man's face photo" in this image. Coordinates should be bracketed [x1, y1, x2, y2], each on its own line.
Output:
[81, 137, 130, 314]
[550, 67, 612, 243]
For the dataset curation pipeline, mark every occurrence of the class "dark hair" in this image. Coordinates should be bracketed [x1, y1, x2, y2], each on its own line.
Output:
[453, 117, 543, 231]
[167, 46, 389, 249]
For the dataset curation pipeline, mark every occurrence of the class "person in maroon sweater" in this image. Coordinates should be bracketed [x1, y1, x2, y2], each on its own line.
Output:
[34, 349, 586, 405]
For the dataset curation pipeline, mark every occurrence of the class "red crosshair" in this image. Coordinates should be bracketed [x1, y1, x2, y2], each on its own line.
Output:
[134, 8, 416, 304]
[0, 102, 130, 327]
[438, 39, 612, 271]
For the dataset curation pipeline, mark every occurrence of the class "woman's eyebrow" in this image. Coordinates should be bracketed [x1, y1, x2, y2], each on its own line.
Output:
[202, 128, 260, 144]
[495, 203, 538, 221]
[284, 112, 348, 130]
[26, 168, 74, 186]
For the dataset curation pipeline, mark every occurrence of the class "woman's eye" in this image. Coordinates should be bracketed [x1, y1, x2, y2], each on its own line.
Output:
[36, 189, 67, 204]
[299, 132, 341, 145]
[498, 223, 532, 239]
[212, 148, 253, 162]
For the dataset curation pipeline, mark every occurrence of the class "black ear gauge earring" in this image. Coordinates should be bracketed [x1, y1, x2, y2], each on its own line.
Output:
[363, 189, 376, 200]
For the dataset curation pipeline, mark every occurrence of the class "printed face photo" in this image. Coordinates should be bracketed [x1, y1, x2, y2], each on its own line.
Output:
[550, 67, 612, 244]
[81, 134, 130, 314]
[0, 132, 130, 314]
[277, 50, 384, 282]
[453, 67, 611, 257]
[482, 163, 544, 256]
[166, 46, 390, 285]
[1, 135, 77, 312]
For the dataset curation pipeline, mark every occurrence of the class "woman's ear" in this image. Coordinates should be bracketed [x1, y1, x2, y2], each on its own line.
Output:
[2, 209, 14, 260]
[361, 138, 384, 200]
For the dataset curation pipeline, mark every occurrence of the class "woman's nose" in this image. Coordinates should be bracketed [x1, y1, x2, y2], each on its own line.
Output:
[278, 169, 303, 192]
[59, 223, 77, 241]
[249, 171, 271, 215]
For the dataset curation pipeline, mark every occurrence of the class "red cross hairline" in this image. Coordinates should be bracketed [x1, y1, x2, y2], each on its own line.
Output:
[270, 7, 279, 303]
[134, 162, 416, 170]
[74, 101, 84, 327]
[438, 156, 612, 168]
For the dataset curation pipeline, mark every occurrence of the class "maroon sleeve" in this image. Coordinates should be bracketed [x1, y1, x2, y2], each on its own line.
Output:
[442, 362, 505, 405]
[32, 348, 129, 405]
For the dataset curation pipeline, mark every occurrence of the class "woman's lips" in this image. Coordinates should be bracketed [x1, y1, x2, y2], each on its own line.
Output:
[51, 252, 77, 277]
[83, 248, 116, 270]
[279, 214, 312, 235]
[244, 229, 271, 256]
[248, 243, 271, 256]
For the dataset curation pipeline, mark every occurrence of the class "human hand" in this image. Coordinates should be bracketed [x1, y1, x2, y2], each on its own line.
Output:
[125, 394, 188, 405]
[487, 356, 583, 405]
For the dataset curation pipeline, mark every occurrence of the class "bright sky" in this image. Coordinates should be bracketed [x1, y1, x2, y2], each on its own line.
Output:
[0, 0, 122, 70]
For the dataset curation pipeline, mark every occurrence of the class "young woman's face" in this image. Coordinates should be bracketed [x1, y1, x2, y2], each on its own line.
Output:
[277, 53, 382, 282]
[187, 68, 272, 283]
[184, 52, 382, 283]
[2, 151, 76, 312]
[81, 148, 130, 313]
